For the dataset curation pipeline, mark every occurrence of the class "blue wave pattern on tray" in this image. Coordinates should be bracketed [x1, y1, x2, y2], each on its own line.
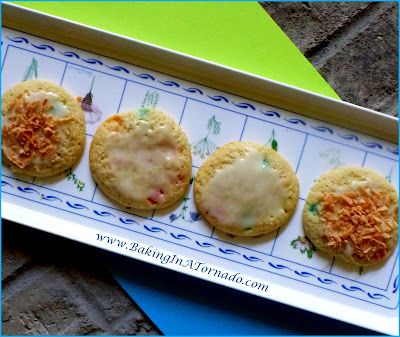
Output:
[311, 126, 334, 134]
[284, 118, 307, 125]
[6, 33, 394, 155]
[317, 277, 337, 284]
[207, 95, 229, 102]
[232, 102, 256, 110]
[82, 58, 103, 65]
[361, 141, 383, 149]
[3, 176, 394, 303]
[294, 271, 315, 278]
[219, 248, 240, 255]
[31, 43, 54, 51]
[42, 195, 62, 202]
[367, 293, 390, 300]
[106, 65, 129, 73]
[1, 180, 13, 187]
[18, 186, 40, 195]
[393, 275, 399, 294]
[170, 233, 191, 240]
[260, 110, 280, 118]
[94, 210, 115, 217]
[158, 80, 180, 87]
[243, 255, 264, 262]
[387, 147, 398, 155]
[338, 133, 359, 141]
[342, 285, 365, 293]
[144, 225, 167, 234]
[60, 51, 80, 58]
[268, 262, 292, 271]
[133, 73, 155, 80]
[196, 241, 215, 248]
[119, 217, 139, 225]
[66, 201, 89, 210]
[7, 36, 28, 43]
[184, 87, 203, 94]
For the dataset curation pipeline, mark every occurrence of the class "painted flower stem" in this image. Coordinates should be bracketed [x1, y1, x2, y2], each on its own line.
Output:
[170, 176, 200, 223]
[319, 148, 344, 168]
[266, 129, 278, 151]
[22, 57, 38, 81]
[141, 90, 159, 108]
[386, 168, 393, 183]
[192, 115, 221, 158]
[65, 168, 85, 192]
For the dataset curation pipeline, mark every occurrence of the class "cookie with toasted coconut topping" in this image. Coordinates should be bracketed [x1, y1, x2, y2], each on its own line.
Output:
[303, 167, 399, 266]
[1, 80, 85, 177]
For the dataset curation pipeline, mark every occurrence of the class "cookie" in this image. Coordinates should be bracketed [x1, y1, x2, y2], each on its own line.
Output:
[1, 80, 85, 177]
[193, 141, 299, 236]
[89, 108, 192, 209]
[303, 167, 399, 266]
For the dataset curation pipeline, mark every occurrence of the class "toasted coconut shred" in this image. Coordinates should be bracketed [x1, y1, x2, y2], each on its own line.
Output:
[1, 94, 73, 169]
[319, 186, 398, 263]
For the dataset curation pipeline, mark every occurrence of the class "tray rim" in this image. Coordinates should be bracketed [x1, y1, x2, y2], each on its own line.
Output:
[2, 2, 398, 143]
[2, 201, 398, 335]
[1, 4, 399, 335]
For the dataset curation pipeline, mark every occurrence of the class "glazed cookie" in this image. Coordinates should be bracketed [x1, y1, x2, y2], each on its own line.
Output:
[193, 142, 299, 236]
[89, 108, 192, 209]
[1, 80, 85, 177]
[303, 167, 399, 266]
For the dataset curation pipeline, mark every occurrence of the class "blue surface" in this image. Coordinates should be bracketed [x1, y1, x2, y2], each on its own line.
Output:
[106, 253, 380, 335]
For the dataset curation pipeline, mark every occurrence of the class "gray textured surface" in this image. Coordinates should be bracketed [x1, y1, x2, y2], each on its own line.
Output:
[2, 2, 399, 335]
[260, 1, 399, 116]
[260, 2, 372, 55]
[2, 221, 159, 336]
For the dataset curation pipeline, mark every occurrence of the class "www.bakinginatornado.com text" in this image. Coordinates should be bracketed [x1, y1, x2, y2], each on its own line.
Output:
[96, 233, 269, 292]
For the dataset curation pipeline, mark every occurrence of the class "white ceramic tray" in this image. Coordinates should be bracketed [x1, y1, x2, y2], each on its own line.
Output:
[1, 3, 399, 335]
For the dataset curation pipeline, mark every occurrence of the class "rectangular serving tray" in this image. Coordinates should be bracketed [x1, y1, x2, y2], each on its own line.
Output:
[2, 3, 399, 335]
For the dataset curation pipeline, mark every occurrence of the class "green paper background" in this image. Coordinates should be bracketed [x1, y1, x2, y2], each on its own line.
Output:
[12, 1, 340, 100]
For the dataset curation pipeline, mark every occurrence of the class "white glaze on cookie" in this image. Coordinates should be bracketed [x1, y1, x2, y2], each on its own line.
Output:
[201, 147, 287, 228]
[105, 119, 180, 204]
[27, 91, 68, 118]
[335, 177, 380, 194]
[335, 178, 398, 215]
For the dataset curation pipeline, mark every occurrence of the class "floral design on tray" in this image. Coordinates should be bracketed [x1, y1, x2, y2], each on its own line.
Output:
[170, 176, 201, 223]
[22, 57, 38, 81]
[141, 90, 159, 108]
[65, 167, 85, 192]
[79, 76, 103, 124]
[265, 129, 278, 152]
[319, 148, 345, 169]
[191, 115, 221, 159]
[385, 167, 393, 183]
[290, 235, 316, 259]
